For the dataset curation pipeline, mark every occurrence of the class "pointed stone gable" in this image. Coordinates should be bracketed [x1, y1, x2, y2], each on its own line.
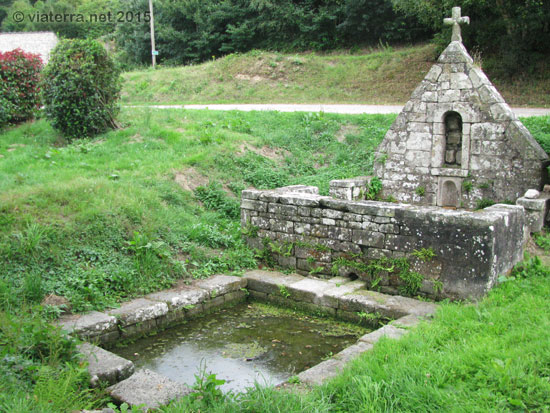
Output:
[373, 40, 548, 208]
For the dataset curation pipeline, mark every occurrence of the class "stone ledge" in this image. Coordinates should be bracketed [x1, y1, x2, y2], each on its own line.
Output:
[195, 274, 247, 297]
[107, 368, 192, 410]
[108, 298, 169, 327]
[58, 311, 117, 339]
[146, 287, 209, 311]
[78, 343, 134, 387]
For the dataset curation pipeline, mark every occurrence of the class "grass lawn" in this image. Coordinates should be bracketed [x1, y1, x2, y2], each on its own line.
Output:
[121, 45, 550, 108]
[1, 110, 550, 411]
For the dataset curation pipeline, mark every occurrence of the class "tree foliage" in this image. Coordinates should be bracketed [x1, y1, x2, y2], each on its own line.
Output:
[391, 0, 550, 76]
[0, 48, 43, 127]
[115, 0, 429, 66]
[41, 39, 121, 140]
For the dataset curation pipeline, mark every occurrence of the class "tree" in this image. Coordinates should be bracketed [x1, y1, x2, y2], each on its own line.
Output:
[41, 39, 121, 139]
[391, 0, 550, 75]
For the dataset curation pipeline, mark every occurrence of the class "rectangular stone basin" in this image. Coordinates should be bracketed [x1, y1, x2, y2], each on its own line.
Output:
[112, 301, 369, 393]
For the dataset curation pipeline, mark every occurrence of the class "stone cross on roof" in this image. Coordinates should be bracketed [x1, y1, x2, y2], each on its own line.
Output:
[444, 7, 470, 43]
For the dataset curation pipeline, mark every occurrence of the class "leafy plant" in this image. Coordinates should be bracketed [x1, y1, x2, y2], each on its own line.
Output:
[357, 311, 381, 324]
[0, 49, 43, 127]
[462, 181, 473, 194]
[411, 248, 436, 262]
[534, 231, 550, 251]
[415, 186, 425, 197]
[186, 361, 227, 408]
[366, 177, 382, 200]
[278, 285, 291, 299]
[41, 39, 121, 139]
[475, 199, 496, 210]
[195, 182, 240, 219]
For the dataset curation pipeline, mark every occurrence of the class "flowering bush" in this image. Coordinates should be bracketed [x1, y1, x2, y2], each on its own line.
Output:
[0, 49, 43, 127]
[41, 39, 121, 140]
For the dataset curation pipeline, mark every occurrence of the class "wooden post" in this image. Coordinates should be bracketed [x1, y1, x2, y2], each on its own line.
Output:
[149, 0, 156, 68]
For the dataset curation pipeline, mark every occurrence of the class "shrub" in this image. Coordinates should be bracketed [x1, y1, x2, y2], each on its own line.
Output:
[41, 39, 121, 140]
[0, 49, 43, 127]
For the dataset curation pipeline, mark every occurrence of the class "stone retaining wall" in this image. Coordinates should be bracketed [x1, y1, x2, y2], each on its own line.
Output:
[241, 185, 526, 300]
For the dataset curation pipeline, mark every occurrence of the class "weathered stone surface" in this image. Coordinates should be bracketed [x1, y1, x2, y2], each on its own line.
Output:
[333, 341, 374, 362]
[392, 314, 422, 328]
[78, 343, 134, 387]
[287, 277, 334, 306]
[359, 324, 408, 344]
[524, 189, 540, 199]
[147, 287, 208, 310]
[107, 369, 192, 409]
[243, 270, 303, 295]
[195, 274, 247, 296]
[339, 290, 437, 319]
[297, 358, 346, 386]
[57, 311, 117, 338]
[108, 299, 168, 327]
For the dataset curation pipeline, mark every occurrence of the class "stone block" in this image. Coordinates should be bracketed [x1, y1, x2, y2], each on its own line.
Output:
[202, 295, 225, 312]
[359, 324, 408, 344]
[195, 274, 247, 296]
[107, 369, 192, 410]
[392, 314, 423, 328]
[241, 189, 262, 200]
[333, 341, 374, 363]
[287, 277, 334, 306]
[78, 343, 134, 387]
[244, 270, 304, 295]
[278, 193, 322, 207]
[109, 299, 169, 327]
[297, 358, 346, 386]
[323, 281, 365, 307]
[241, 199, 267, 212]
[57, 311, 118, 338]
[268, 203, 298, 215]
[146, 288, 208, 311]
[339, 290, 437, 319]
[352, 231, 385, 248]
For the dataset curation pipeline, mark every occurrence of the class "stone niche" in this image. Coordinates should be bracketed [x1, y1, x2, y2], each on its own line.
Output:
[373, 41, 549, 209]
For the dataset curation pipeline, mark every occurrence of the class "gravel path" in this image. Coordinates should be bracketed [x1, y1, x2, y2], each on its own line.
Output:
[127, 103, 550, 117]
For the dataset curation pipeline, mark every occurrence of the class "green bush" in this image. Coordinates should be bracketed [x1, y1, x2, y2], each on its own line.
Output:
[0, 49, 43, 127]
[41, 39, 121, 140]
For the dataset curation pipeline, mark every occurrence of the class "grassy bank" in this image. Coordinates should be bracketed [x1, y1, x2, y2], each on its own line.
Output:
[1, 111, 550, 411]
[122, 45, 550, 107]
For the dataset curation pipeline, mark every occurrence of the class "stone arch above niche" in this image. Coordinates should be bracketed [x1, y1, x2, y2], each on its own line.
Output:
[437, 177, 462, 208]
[444, 111, 463, 167]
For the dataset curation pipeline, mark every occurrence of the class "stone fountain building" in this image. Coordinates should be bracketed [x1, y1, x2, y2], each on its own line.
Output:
[373, 8, 548, 208]
[241, 8, 548, 300]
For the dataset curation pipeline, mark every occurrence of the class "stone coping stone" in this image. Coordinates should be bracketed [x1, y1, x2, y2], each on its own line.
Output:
[297, 358, 346, 386]
[286, 277, 334, 305]
[339, 290, 437, 319]
[78, 343, 134, 387]
[108, 298, 169, 327]
[244, 270, 304, 295]
[329, 177, 370, 188]
[391, 314, 423, 328]
[359, 324, 408, 344]
[57, 311, 117, 337]
[146, 287, 209, 311]
[107, 368, 192, 409]
[195, 274, 247, 297]
[333, 341, 374, 363]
